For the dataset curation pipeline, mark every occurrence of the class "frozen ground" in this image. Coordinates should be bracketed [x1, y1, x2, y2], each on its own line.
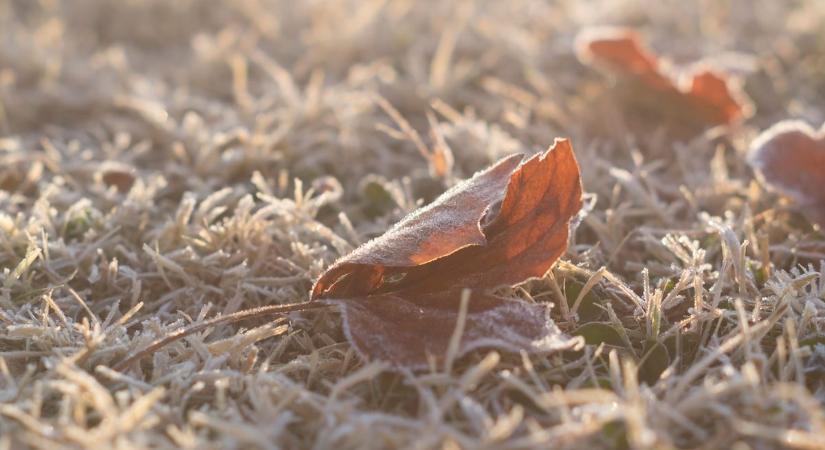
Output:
[1, 1, 824, 448]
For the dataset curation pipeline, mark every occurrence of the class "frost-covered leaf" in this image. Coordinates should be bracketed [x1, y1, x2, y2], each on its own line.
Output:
[748, 121, 825, 229]
[312, 139, 584, 369]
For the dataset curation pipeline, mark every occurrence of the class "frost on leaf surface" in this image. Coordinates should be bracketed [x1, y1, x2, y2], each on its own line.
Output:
[312, 139, 584, 369]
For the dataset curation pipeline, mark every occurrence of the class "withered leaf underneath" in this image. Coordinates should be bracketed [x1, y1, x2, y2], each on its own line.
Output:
[312, 139, 584, 369]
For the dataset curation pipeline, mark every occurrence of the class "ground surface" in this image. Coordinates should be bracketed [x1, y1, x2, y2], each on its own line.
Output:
[1, 1, 825, 449]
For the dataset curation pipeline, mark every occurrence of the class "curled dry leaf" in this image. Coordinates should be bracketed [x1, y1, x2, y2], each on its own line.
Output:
[576, 27, 751, 129]
[312, 139, 584, 369]
[748, 121, 825, 229]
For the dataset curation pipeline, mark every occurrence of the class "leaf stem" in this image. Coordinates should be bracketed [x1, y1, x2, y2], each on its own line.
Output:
[113, 301, 329, 371]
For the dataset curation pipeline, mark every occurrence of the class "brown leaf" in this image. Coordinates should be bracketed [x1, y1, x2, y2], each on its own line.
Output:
[576, 27, 750, 128]
[748, 121, 825, 229]
[312, 139, 584, 369]
[97, 161, 136, 193]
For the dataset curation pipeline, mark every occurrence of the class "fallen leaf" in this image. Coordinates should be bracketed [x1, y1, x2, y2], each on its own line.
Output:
[312, 139, 585, 369]
[576, 27, 751, 129]
[98, 161, 136, 193]
[748, 121, 825, 229]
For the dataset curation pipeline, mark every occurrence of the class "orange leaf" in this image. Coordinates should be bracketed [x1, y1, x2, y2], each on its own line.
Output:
[748, 121, 825, 229]
[576, 27, 750, 127]
[312, 139, 584, 368]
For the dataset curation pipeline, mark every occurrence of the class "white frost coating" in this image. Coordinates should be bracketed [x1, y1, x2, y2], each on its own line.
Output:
[457, 302, 583, 353]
